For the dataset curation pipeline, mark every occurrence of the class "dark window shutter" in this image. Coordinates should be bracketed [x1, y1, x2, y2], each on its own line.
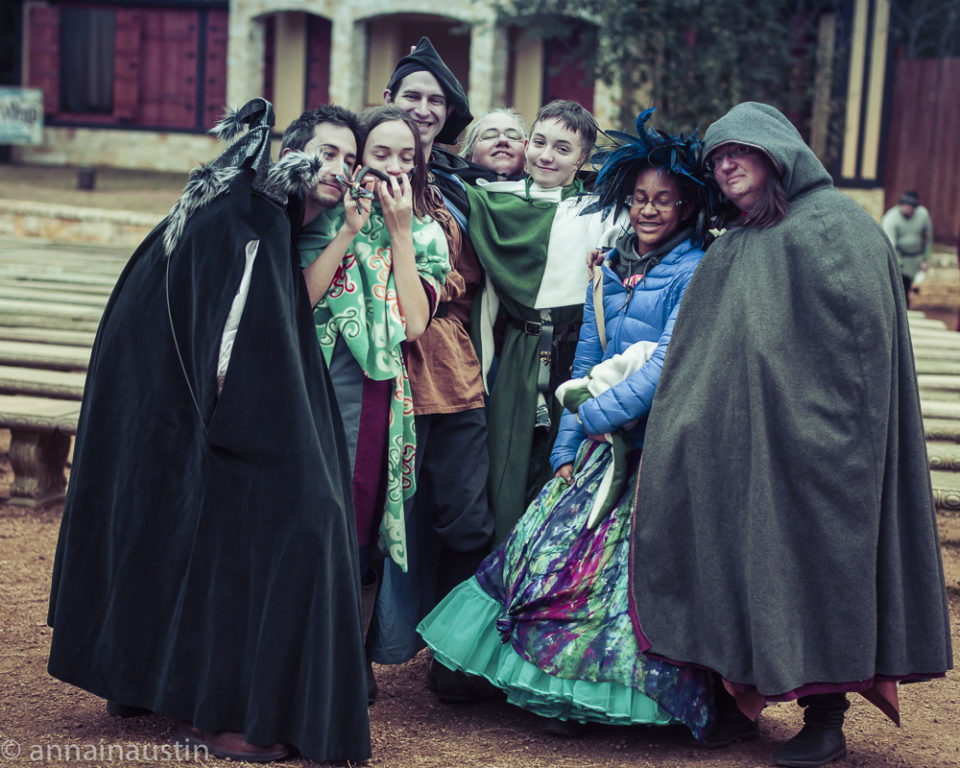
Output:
[26, 4, 60, 114]
[262, 15, 275, 106]
[202, 9, 228, 130]
[542, 24, 594, 113]
[305, 15, 331, 108]
[113, 8, 142, 122]
[140, 8, 199, 129]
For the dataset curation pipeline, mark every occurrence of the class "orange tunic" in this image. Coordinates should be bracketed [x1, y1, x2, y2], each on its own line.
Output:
[406, 238, 485, 415]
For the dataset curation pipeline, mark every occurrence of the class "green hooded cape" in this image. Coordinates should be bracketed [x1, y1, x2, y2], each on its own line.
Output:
[629, 103, 952, 711]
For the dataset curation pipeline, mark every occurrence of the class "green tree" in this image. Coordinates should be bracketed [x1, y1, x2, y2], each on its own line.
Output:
[493, 0, 841, 138]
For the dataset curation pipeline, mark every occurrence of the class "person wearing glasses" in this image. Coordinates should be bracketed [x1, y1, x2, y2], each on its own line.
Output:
[627, 102, 952, 767]
[460, 108, 527, 181]
[419, 110, 723, 740]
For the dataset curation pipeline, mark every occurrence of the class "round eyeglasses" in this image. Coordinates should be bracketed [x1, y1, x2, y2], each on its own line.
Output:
[478, 128, 525, 143]
[624, 195, 684, 212]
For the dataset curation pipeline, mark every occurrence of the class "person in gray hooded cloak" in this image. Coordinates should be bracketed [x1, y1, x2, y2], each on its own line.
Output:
[627, 102, 952, 768]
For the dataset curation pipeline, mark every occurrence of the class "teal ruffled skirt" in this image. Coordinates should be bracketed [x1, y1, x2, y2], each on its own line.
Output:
[418, 441, 714, 737]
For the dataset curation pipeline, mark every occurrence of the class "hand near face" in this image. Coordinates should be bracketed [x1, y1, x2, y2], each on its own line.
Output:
[342, 168, 375, 235]
[378, 174, 413, 236]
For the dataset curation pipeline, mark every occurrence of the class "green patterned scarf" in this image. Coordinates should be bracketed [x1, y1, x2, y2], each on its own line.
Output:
[298, 203, 450, 570]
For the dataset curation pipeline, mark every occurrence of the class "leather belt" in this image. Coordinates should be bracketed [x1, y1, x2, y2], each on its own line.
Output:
[508, 316, 554, 390]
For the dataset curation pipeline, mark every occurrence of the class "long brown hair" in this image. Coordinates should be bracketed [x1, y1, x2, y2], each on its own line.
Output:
[358, 105, 460, 256]
[740, 151, 788, 229]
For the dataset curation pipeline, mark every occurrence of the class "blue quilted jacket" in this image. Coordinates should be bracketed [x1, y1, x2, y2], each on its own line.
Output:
[550, 237, 705, 470]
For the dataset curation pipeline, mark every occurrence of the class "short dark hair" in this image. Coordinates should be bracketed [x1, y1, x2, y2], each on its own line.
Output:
[531, 100, 597, 154]
[280, 105, 364, 153]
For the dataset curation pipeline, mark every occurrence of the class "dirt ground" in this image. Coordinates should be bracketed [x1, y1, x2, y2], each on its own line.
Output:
[1, 163, 960, 766]
[0, 478, 958, 768]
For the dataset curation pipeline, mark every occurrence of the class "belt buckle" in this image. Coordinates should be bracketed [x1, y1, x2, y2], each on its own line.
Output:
[523, 320, 542, 335]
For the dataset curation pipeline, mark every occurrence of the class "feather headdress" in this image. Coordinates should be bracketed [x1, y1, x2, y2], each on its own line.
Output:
[582, 108, 718, 243]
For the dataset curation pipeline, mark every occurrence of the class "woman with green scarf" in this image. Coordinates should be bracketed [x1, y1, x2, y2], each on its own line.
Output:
[299, 106, 453, 580]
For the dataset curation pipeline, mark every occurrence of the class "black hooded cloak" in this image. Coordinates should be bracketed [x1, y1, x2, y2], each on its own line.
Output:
[46, 101, 370, 761]
[628, 103, 952, 715]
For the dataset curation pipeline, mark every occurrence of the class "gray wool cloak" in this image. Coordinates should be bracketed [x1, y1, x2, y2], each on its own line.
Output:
[629, 102, 952, 715]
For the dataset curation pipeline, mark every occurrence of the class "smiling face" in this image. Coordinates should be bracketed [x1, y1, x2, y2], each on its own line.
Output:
[470, 112, 525, 179]
[524, 117, 586, 188]
[708, 142, 769, 212]
[386, 70, 451, 156]
[299, 122, 357, 217]
[362, 119, 417, 195]
[629, 168, 691, 256]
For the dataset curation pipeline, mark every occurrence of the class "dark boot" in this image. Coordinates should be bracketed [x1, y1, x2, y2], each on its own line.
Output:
[698, 678, 760, 748]
[105, 701, 151, 718]
[435, 545, 488, 601]
[774, 693, 849, 767]
[427, 658, 499, 704]
[359, 570, 379, 705]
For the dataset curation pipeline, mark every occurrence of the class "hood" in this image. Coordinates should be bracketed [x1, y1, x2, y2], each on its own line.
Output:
[703, 102, 832, 202]
[387, 36, 472, 145]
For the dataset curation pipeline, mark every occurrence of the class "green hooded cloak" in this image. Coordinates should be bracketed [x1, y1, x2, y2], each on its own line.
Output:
[629, 103, 952, 715]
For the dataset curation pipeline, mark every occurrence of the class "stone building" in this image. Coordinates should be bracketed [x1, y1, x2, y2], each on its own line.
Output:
[14, 0, 608, 172]
[10, 0, 913, 222]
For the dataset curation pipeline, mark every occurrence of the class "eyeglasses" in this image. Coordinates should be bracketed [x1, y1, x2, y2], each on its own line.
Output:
[705, 144, 754, 171]
[624, 195, 684, 212]
[477, 128, 525, 143]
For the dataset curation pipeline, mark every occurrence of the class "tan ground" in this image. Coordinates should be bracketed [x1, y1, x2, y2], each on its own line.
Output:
[0, 479, 958, 768]
[1, 163, 959, 767]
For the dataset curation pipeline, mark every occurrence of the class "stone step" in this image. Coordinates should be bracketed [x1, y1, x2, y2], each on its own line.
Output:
[0, 285, 109, 308]
[924, 418, 960, 442]
[0, 393, 81, 431]
[0, 273, 117, 292]
[912, 335, 960, 352]
[0, 365, 85, 399]
[927, 441, 960, 472]
[0, 340, 91, 371]
[0, 327, 96, 347]
[910, 317, 949, 330]
[0, 297, 104, 321]
[0, 312, 101, 333]
[918, 375, 960, 399]
[931, 469, 960, 514]
[921, 401, 960, 420]
[915, 359, 960, 375]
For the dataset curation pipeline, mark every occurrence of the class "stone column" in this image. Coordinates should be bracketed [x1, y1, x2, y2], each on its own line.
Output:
[467, 17, 497, 120]
[330, 9, 365, 109]
[226, 1, 266, 109]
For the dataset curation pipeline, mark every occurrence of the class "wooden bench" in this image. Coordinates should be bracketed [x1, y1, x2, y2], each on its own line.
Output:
[0, 394, 80, 507]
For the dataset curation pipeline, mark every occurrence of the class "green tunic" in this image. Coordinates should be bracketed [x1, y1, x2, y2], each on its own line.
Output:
[466, 178, 616, 540]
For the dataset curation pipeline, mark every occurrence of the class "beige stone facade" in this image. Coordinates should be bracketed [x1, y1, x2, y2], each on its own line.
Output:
[15, 0, 614, 172]
[15, 127, 221, 173]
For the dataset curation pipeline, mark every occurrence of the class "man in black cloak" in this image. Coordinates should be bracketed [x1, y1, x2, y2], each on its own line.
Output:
[46, 99, 371, 763]
[628, 102, 952, 767]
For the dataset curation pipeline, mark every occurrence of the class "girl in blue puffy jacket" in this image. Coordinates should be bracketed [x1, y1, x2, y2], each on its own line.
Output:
[418, 111, 721, 742]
